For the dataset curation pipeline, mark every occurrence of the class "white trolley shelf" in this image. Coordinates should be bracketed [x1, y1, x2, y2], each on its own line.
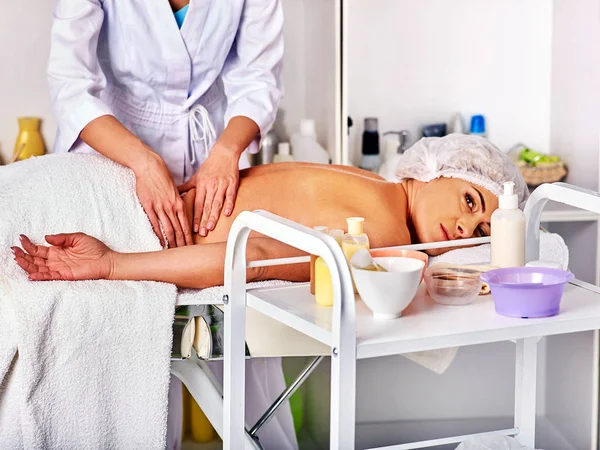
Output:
[223, 183, 600, 450]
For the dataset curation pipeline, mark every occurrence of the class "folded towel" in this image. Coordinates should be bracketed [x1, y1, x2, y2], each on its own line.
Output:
[429, 232, 569, 269]
[0, 154, 177, 449]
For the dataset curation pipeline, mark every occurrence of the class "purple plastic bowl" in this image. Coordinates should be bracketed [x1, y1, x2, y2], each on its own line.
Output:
[480, 267, 574, 318]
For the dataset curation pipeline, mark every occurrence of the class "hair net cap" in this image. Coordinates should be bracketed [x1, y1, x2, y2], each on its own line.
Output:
[393, 134, 529, 209]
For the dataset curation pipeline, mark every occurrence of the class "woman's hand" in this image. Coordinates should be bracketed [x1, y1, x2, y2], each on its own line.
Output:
[135, 153, 193, 248]
[178, 144, 240, 237]
[12, 233, 115, 281]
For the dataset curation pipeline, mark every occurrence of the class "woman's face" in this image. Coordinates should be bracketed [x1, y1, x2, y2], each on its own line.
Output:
[410, 177, 499, 256]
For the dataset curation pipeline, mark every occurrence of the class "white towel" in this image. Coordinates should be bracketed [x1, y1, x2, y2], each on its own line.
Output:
[0, 154, 177, 449]
[429, 232, 569, 270]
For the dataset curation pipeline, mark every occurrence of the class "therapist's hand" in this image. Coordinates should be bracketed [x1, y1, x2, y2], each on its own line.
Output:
[135, 153, 193, 248]
[178, 143, 240, 237]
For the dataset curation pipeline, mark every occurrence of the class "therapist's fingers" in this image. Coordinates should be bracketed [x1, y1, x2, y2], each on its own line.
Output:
[199, 185, 217, 237]
[172, 197, 193, 246]
[206, 185, 227, 231]
[176, 202, 193, 246]
[178, 177, 196, 194]
[157, 209, 176, 249]
[223, 181, 237, 217]
[193, 187, 207, 235]
[146, 208, 165, 247]
[165, 206, 186, 248]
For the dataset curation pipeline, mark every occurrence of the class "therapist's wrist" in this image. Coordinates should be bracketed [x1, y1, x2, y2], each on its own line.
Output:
[129, 146, 166, 177]
[216, 116, 260, 156]
[212, 141, 244, 159]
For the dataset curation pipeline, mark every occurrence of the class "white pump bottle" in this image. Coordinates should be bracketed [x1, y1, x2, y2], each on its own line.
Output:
[490, 181, 525, 268]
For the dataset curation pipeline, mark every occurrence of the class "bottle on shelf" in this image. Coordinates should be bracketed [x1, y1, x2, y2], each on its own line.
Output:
[273, 142, 295, 163]
[490, 181, 525, 268]
[469, 114, 486, 137]
[342, 217, 370, 293]
[360, 118, 381, 172]
[291, 119, 330, 164]
[12, 117, 45, 163]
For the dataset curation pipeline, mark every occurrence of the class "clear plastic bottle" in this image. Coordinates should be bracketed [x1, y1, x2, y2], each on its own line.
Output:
[491, 182, 525, 268]
[342, 217, 370, 263]
[291, 119, 330, 164]
[273, 142, 295, 163]
[342, 217, 370, 292]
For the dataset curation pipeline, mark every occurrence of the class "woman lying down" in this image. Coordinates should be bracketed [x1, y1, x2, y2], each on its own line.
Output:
[13, 134, 528, 287]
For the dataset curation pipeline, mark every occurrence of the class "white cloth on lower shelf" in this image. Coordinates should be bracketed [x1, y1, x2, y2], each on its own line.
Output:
[456, 435, 538, 450]
[0, 154, 176, 449]
[410, 232, 570, 374]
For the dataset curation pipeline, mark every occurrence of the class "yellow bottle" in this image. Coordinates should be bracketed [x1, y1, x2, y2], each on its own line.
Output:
[190, 397, 216, 443]
[342, 217, 370, 292]
[314, 229, 344, 307]
[14, 117, 45, 162]
[310, 226, 329, 295]
[182, 384, 216, 443]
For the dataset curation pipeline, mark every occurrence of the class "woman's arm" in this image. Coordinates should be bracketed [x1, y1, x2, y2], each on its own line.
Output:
[110, 237, 307, 289]
[13, 233, 307, 289]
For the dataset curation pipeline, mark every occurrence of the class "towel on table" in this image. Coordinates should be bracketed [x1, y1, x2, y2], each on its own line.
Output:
[429, 232, 569, 269]
[0, 154, 177, 449]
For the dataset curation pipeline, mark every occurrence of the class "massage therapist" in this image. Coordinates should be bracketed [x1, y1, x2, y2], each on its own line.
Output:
[47, 0, 283, 247]
[46, 1, 290, 449]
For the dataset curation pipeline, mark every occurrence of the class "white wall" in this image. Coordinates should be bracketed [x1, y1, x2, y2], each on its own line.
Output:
[551, 0, 600, 192]
[0, 1, 56, 164]
[544, 0, 600, 447]
[347, 0, 553, 165]
[277, 0, 337, 156]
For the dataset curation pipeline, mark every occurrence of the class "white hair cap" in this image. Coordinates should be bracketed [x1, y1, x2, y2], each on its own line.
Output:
[393, 133, 529, 209]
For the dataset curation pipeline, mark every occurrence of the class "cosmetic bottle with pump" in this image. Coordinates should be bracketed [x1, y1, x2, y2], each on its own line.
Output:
[491, 181, 525, 268]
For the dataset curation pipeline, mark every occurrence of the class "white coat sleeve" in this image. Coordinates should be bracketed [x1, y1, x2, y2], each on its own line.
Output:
[221, 0, 284, 154]
[47, 0, 113, 152]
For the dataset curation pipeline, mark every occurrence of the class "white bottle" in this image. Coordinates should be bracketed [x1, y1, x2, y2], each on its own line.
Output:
[273, 142, 295, 163]
[291, 119, 330, 164]
[449, 113, 465, 134]
[491, 181, 525, 268]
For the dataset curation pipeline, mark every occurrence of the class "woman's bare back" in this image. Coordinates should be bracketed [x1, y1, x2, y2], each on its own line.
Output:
[185, 162, 411, 248]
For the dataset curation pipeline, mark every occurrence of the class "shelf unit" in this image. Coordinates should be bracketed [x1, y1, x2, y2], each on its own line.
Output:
[223, 203, 600, 449]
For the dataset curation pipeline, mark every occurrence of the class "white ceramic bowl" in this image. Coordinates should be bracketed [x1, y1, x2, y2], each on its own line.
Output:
[352, 256, 425, 320]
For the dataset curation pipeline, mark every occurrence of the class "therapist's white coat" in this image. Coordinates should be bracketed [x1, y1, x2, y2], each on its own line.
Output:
[47, 2, 295, 450]
[47, 0, 283, 184]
